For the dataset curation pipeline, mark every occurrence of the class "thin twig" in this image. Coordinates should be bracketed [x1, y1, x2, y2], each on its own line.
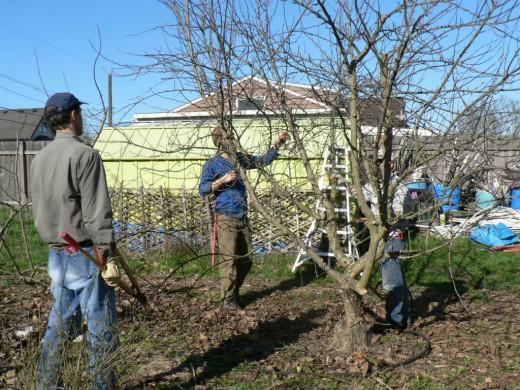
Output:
[33, 49, 49, 97]
[447, 241, 469, 311]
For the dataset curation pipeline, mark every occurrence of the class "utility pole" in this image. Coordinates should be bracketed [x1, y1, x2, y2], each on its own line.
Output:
[108, 73, 113, 126]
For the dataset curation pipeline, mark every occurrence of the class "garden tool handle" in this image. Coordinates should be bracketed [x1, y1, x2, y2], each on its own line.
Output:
[58, 232, 143, 304]
[211, 214, 218, 267]
[59, 231, 105, 270]
[114, 252, 147, 304]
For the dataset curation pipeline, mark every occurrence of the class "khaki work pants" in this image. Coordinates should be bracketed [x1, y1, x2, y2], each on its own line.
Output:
[216, 214, 253, 300]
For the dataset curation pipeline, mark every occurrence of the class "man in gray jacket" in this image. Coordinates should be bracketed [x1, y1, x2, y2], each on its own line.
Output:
[31, 92, 118, 389]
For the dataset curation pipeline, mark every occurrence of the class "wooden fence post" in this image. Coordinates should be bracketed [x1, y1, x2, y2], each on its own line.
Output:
[17, 141, 28, 203]
[121, 184, 128, 247]
[159, 186, 171, 250]
[181, 187, 189, 237]
[140, 186, 148, 250]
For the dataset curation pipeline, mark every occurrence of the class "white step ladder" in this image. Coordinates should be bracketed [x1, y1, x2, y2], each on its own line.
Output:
[292, 145, 358, 272]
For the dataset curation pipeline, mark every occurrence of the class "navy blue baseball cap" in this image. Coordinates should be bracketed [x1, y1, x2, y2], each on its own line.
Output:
[45, 92, 86, 113]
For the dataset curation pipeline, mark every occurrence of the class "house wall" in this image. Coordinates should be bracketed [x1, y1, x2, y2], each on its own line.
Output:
[96, 117, 520, 193]
[95, 117, 333, 190]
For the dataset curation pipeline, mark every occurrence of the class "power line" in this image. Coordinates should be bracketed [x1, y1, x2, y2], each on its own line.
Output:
[0, 85, 44, 104]
[0, 73, 44, 93]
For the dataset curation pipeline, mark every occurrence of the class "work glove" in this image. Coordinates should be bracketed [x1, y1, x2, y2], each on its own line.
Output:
[102, 259, 121, 287]
[93, 245, 122, 287]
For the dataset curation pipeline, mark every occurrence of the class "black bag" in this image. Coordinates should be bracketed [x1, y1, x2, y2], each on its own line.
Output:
[403, 187, 435, 221]
[378, 257, 411, 329]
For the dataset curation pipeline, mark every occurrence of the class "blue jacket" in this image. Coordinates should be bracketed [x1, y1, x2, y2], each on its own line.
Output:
[199, 149, 278, 219]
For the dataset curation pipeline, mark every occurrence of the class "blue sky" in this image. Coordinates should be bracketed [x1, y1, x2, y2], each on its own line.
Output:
[0, 1, 178, 130]
[2, 1, 520, 135]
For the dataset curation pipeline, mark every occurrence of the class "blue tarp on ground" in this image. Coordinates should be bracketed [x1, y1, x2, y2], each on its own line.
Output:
[113, 222, 202, 253]
[470, 223, 519, 247]
[113, 221, 292, 254]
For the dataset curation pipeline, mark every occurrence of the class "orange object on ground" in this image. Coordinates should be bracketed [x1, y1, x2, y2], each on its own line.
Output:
[489, 244, 520, 252]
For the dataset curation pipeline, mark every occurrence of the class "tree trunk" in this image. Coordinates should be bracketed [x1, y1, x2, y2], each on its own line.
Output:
[332, 289, 371, 353]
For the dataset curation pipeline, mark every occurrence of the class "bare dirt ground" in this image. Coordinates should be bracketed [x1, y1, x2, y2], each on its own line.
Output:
[1, 273, 519, 389]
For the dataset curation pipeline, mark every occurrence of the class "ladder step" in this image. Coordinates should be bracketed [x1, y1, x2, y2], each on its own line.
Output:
[293, 144, 358, 272]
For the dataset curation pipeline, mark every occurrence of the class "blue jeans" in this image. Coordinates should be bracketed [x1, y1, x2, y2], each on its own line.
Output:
[38, 247, 118, 389]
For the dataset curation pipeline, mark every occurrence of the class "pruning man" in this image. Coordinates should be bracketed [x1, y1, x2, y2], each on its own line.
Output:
[31, 93, 118, 389]
[199, 127, 289, 310]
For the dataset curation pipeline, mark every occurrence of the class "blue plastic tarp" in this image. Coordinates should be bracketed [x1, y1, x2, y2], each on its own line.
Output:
[470, 223, 519, 247]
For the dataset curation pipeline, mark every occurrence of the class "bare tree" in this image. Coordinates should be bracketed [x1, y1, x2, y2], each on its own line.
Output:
[128, 0, 520, 352]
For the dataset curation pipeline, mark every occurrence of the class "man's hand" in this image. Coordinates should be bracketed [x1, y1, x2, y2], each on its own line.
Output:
[222, 170, 237, 184]
[102, 260, 121, 287]
[92, 245, 121, 287]
[211, 170, 237, 192]
[274, 132, 289, 149]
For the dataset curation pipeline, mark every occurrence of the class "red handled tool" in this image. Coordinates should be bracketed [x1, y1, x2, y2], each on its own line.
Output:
[59, 232, 146, 304]
[60, 232, 105, 269]
[211, 215, 218, 267]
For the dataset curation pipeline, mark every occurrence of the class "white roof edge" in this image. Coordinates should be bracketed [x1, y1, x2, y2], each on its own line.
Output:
[133, 108, 332, 121]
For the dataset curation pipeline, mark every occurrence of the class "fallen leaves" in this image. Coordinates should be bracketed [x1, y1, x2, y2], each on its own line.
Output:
[1, 275, 519, 389]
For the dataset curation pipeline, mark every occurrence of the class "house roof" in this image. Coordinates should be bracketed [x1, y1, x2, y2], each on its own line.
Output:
[133, 76, 407, 126]
[134, 76, 333, 122]
[0, 108, 45, 140]
[172, 76, 329, 113]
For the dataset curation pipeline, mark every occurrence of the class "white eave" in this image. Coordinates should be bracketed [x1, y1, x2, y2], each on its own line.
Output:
[133, 108, 332, 122]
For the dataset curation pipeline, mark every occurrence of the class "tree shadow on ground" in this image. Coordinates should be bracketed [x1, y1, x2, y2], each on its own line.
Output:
[180, 308, 326, 387]
[241, 263, 325, 307]
[411, 280, 468, 326]
[125, 308, 326, 389]
[368, 280, 468, 334]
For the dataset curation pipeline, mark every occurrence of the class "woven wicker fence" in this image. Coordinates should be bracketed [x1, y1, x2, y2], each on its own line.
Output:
[109, 187, 314, 254]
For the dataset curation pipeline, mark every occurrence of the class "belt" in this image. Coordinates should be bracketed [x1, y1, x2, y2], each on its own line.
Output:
[50, 239, 93, 250]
